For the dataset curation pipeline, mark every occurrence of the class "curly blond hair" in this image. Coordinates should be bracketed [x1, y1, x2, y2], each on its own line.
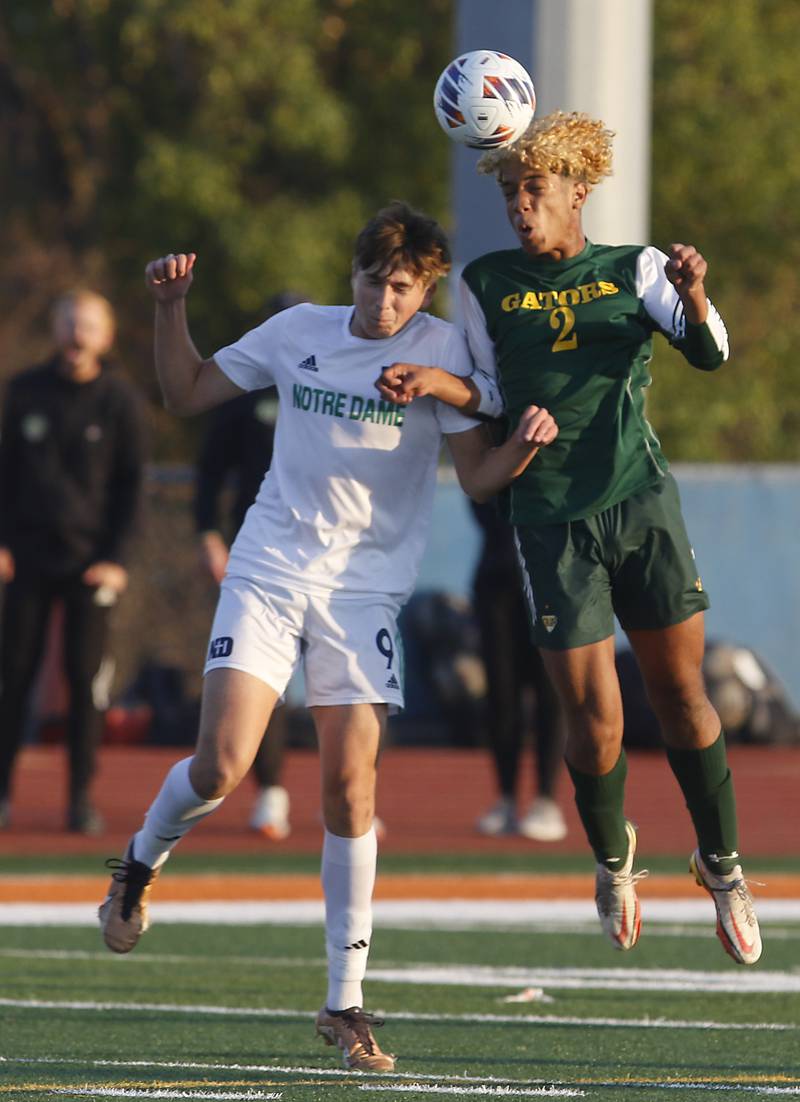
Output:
[477, 110, 614, 187]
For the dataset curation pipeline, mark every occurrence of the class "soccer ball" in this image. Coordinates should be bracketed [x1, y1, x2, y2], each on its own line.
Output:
[433, 50, 536, 150]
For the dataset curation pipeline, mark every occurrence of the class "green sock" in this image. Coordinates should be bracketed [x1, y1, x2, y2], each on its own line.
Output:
[666, 731, 739, 875]
[567, 751, 629, 867]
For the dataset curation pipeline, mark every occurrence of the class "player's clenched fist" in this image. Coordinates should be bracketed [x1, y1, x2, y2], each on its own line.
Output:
[145, 252, 197, 301]
[664, 243, 707, 294]
[515, 405, 558, 448]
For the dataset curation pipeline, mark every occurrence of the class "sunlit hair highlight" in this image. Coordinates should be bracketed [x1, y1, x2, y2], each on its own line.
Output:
[353, 201, 451, 285]
[477, 110, 614, 187]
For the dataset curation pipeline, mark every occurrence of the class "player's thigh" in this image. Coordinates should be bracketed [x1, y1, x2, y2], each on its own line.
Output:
[204, 575, 302, 698]
[514, 520, 616, 650]
[302, 595, 404, 711]
[193, 667, 281, 796]
[312, 701, 386, 835]
[613, 475, 710, 632]
[196, 577, 301, 793]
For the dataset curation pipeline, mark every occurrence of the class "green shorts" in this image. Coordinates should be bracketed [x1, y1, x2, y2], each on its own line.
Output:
[514, 474, 710, 650]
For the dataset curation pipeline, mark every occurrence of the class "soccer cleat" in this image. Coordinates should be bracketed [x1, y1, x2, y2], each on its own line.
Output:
[690, 850, 762, 965]
[315, 1006, 396, 1072]
[98, 840, 160, 954]
[594, 820, 647, 951]
[518, 796, 567, 842]
[475, 797, 516, 836]
[249, 785, 290, 840]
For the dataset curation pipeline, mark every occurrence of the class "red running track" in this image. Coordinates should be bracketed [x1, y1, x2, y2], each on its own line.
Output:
[0, 744, 797, 859]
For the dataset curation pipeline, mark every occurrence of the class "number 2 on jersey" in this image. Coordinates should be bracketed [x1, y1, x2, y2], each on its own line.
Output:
[550, 306, 578, 352]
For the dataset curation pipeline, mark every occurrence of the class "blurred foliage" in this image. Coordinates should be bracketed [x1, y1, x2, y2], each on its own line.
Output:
[648, 0, 800, 460]
[0, 0, 798, 460]
[0, 0, 453, 457]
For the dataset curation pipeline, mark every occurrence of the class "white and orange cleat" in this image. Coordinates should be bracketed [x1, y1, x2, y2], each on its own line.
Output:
[249, 785, 290, 840]
[594, 820, 647, 951]
[690, 850, 762, 965]
[316, 1006, 396, 1072]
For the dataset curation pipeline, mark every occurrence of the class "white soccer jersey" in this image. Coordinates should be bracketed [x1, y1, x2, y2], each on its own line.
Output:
[214, 304, 478, 601]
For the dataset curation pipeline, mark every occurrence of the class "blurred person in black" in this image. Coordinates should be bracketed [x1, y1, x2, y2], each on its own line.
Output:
[0, 290, 146, 833]
[193, 291, 307, 839]
[471, 497, 567, 840]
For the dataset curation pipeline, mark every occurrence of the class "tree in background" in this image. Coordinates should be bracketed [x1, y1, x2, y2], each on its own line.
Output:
[648, 0, 800, 460]
[0, 0, 453, 458]
[1, 0, 799, 460]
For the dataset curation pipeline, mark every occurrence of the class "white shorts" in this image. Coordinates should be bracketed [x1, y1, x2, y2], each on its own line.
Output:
[204, 575, 404, 710]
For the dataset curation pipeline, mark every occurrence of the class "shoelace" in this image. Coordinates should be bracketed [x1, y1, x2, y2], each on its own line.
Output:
[596, 868, 649, 912]
[714, 876, 760, 928]
[338, 1009, 385, 1055]
[104, 856, 154, 921]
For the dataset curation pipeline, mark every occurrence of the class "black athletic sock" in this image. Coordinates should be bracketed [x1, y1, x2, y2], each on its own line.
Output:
[567, 751, 629, 867]
[666, 731, 739, 875]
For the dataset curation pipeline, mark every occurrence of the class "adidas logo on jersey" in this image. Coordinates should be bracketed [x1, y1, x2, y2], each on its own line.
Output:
[385, 673, 400, 690]
[297, 354, 318, 372]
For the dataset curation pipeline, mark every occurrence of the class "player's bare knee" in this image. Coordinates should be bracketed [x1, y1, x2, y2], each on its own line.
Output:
[189, 754, 243, 800]
[322, 777, 375, 836]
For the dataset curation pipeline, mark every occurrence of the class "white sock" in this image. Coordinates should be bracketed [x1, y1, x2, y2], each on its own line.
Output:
[322, 826, 377, 1011]
[132, 757, 224, 870]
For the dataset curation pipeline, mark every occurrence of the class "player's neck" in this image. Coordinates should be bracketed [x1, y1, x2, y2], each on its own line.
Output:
[526, 231, 587, 263]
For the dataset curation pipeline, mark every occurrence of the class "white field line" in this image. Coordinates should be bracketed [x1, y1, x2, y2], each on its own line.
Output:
[368, 963, 800, 994]
[6, 947, 800, 995]
[7, 1059, 800, 1097]
[360, 1087, 800, 1098]
[48, 1092, 283, 1101]
[3, 946, 800, 994]
[0, 997, 796, 1031]
[2, 899, 800, 927]
[358, 1088, 582, 1097]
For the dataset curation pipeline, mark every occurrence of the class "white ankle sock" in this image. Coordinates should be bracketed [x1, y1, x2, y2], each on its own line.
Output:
[132, 757, 224, 870]
[322, 826, 377, 1011]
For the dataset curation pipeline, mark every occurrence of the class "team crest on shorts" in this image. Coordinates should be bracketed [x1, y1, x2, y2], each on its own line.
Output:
[208, 636, 233, 659]
[694, 577, 704, 592]
[541, 614, 558, 633]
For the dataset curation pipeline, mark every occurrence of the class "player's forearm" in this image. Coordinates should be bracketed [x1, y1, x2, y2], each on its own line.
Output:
[423, 368, 481, 412]
[154, 299, 205, 415]
[461, 438, 539, 504]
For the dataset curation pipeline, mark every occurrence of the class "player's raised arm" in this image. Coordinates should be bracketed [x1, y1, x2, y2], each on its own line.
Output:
[446, 404, 558, 503]
[145, 252, 244, 416]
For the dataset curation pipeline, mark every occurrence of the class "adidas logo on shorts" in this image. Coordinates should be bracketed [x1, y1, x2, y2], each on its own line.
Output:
[385, 673, 400, 690]
[298, 354, 318, 372]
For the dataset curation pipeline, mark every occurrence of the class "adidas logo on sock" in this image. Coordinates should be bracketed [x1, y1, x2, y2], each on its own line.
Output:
[297, 354, 318, 372]
[344, 938, 369, 950]
[385, 673, 400, 690]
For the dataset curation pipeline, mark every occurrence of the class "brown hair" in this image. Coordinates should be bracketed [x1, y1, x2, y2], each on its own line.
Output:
[353, 201, 451, 285]
[478, 110, 614, 188]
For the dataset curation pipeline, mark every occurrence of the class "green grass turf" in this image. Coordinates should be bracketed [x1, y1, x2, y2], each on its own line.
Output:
[2, 850, 799, 876]
[1, 920, 798, 1101]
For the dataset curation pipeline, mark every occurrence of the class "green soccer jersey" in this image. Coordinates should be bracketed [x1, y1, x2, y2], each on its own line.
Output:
[461, 241, 728, 525]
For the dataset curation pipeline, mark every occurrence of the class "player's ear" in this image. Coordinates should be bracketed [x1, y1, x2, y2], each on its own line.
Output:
[421, 281, 437, 309]
[572, 181, 589, 210]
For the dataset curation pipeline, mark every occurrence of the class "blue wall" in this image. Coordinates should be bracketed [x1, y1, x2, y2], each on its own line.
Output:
[416, 465, 800, 708]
